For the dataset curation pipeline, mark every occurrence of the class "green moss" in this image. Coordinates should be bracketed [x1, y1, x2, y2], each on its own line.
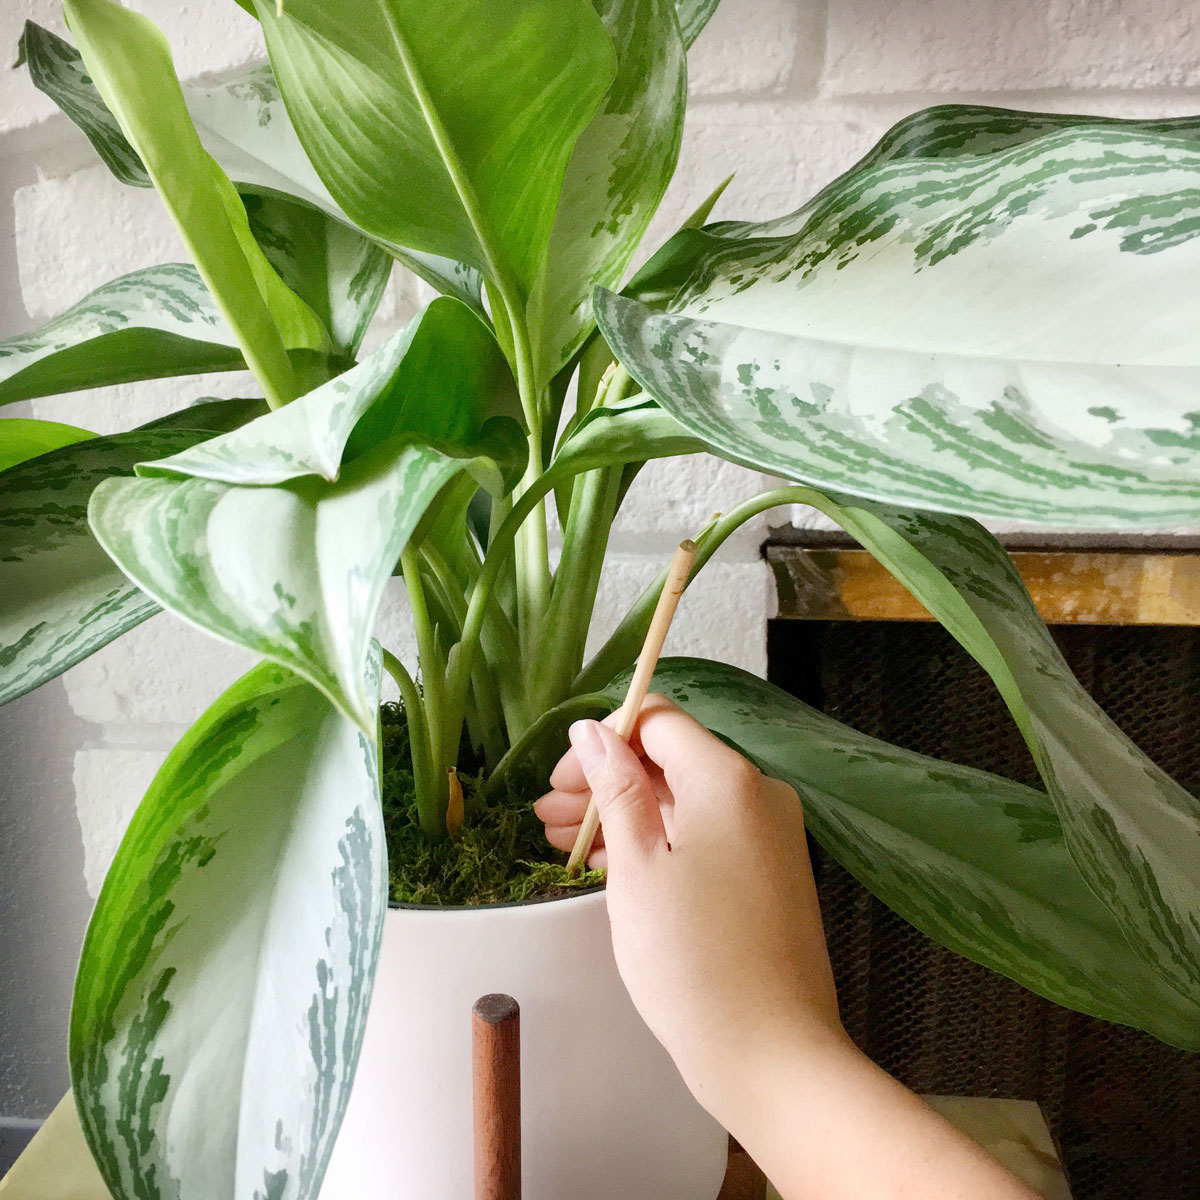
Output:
[380, 701, 606, 906]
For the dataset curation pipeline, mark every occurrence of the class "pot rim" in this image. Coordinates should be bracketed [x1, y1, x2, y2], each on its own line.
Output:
[387, 880, 606, 915]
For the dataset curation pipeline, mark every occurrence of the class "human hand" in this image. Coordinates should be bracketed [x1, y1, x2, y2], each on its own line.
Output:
[536, 696, 1042, 1200]
[534, 695, 846, 1120]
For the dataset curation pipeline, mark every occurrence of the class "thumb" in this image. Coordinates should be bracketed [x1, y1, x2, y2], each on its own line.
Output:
[568, 719, 667, 861]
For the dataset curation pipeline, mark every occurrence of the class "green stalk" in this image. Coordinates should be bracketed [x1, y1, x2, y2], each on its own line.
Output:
[485, 691, 612, 797]
[487, 289, 553, 665]
[574, 487, 814, 695]
[444, 476, 553, 747]
[532, 363, 634, 709]
[400, 546, 447, 809]
[532, 466, 621, 714]
[418, 545, 508, 767]
[382, 648, 442, 839]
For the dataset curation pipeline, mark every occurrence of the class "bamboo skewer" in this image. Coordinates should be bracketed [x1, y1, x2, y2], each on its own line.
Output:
[566, 540, 697, 875]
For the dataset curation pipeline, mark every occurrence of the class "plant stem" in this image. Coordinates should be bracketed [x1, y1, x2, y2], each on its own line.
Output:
[531, 466, 620, 714]
[400, 547, 447, 817]
[574, 487, 818, 695]
[485, 691, 612, 797]
[445, 476, 553, 746]
[416, 545, 506, 767]
[382, 648, 443, 839]
[530, 361, 637, 711]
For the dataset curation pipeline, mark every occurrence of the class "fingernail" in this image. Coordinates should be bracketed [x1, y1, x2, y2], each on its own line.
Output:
[568, 720, 606, 777]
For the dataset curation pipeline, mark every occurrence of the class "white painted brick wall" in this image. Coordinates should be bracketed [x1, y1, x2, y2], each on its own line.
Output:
[3, 0, 1200, 915]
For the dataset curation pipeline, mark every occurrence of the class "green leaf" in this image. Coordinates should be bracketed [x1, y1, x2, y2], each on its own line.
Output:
[613, 658, 1199, 1050]
[0, 399, 266, 707]
[249, 0, 617, 307]
[87, 303, 517, 732]
[71, 655, 386, 1200]
[22, 21, 484, 319]
[18, 20, 149, 187]
[673, 0, 720, 47]
[89, 445, 460, 734]
[552, 393, 706, 475]
[595, 110, 1200, 529]
[526, 0, 686, 387]
[138, 298, 517, 485]
[0, 418, 94, 471]
[240, 192, 392, 359]
[834, 503, 1200, 1005]
[184, 62, 486, 314]
[63, 0, 329, 408]
[0, 264, 247, 406]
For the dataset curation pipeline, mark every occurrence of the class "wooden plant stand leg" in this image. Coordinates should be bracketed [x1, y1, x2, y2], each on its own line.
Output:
[473, 993, 522, 1200]
[719, 1136, 768, 1200]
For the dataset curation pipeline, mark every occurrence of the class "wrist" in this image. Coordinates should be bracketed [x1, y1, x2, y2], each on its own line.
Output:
[682, 1008, 862, 1136]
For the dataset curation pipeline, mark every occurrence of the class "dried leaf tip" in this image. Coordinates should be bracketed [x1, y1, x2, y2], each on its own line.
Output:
[446, 767, 464, 839]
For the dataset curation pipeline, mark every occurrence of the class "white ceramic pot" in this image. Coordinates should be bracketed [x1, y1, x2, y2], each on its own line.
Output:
[320, 888, 728, 1200]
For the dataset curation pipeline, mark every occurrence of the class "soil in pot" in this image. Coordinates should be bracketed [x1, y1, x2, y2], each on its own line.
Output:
[379, 700, 606, 906]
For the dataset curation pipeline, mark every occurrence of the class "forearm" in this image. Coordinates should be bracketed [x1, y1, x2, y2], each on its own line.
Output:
[712, 1023, 1042, 1200]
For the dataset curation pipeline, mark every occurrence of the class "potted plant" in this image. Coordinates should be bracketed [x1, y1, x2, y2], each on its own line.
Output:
[3, 1, 1199, 1197]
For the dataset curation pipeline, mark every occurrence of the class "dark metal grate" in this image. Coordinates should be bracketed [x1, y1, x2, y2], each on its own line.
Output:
[767, 620, 1200, 1200]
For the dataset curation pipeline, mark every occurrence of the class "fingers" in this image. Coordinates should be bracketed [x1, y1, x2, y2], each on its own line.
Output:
[549, 694, 744, 804]
[542, 820, 604, 853]
[533, 789, 590, 826]
[536, 789, 605, 853]
[566, 719, 668, 861]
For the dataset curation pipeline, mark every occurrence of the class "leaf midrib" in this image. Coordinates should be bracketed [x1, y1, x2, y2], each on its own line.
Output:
[374, 2, 518, 307]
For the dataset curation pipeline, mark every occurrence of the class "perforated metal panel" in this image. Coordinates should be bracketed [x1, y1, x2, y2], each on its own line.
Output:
[767, 619, 1200, 1200]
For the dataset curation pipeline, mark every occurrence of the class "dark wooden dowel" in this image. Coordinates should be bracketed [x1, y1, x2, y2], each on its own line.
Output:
[473, 993, 521, 1200]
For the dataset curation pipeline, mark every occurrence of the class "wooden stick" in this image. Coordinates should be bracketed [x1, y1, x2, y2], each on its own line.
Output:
[566, 540, 697, 875]
[473, 993, 521, 1200]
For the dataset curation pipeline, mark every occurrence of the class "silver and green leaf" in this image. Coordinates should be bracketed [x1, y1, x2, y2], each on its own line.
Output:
[0, 399, 264, 707]
[526, 0, 686, 388]
[0, 265, 245, 406]
[63, 0, 330, 407]
[597, 112, 1200, 528]
[71, 655, 386, 1200]
[619, 658, 1200, 1050]
[88, 303, 521, 732]
[672, 0, 720, 47]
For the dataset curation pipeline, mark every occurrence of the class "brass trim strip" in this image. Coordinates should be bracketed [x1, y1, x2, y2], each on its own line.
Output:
[767, 547, 1200, 626]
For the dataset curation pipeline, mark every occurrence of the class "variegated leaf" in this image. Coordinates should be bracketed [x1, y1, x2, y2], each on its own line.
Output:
[0, 265, 244, 406]
[184, 63, 486, 315]
[88, 298, 519, 732]
[249, 0, 616, 305]
[526, 0, 686, 388]
[552, 393, 705, 476]
[64, 0, 329, 408]
[89, 445, 462, 733]
[0, 418, 94, 471]
[613, 658, 1199, 1050]
[239, 193, 391, 359]
[17, 20, 148, 186]
[22, 21, 485, 318]
[673, 0, 720, 47]
[137, 297, 516, 486]
[0, 399, 264, 706]
[71, 655, 386, 1200]
[596, 111, 1200, 529]
[834, 503, 1200, 1003]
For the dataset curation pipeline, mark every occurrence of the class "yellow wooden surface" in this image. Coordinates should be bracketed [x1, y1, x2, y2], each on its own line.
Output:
[721, 1096, 1073, 1200]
